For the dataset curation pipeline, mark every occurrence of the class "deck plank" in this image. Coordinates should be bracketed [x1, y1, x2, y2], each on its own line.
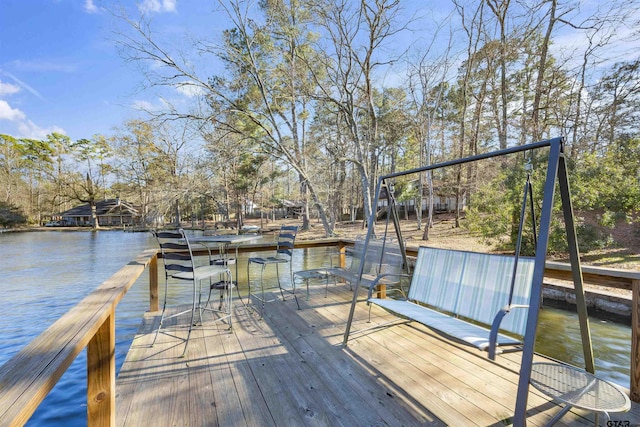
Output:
[116, 282, 640, 426]
[263, 291, 443, 425]
[230, 300, 334, 426]
[213, 310, 276, 427]
[117, 313, 192, 426]
[305, 286, 486, 425]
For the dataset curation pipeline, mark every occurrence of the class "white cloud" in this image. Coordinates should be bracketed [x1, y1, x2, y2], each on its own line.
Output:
[138, 0, 177, 14]
[0, 100, 26, 121]
[0, 100, 65, 139]
[84, 0, 99, 14]
[131, 99, 160, 112]
[176, 82, 205, 98]
[16, 120, 65, 140]
[0, 81, 21, 96]
[0, 78, 64, 139]
[163, 0, 177, 11]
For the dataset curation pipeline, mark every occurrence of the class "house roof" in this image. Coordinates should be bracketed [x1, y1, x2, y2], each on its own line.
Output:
[60, 199, 140, 218]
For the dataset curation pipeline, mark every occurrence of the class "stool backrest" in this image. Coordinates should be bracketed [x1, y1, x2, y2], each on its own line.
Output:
[275, 225, 299, 258]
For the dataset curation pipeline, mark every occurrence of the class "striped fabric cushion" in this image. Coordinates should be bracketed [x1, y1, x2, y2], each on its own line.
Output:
[408, 247, 535, 337]
[408, 248, 467, 313]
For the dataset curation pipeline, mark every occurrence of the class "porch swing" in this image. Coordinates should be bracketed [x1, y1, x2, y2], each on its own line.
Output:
[342, 137, 598, 426]
[354, 152, 539, 358]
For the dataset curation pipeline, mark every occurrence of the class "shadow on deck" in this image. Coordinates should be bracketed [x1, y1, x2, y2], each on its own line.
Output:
[116, 283, 640, 426]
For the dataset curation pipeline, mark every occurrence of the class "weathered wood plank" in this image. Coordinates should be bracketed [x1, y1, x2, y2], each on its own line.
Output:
[632, 278, 640, 401]
[215, 306, 277, 427]
[116, 311, 191, 426]
[544, 261, 640, 291]
[183, 324, 217, 426]
[115, 279, 640, 427]
[87, 312, 115, 427]
[309, 286, 481, 425]
[373, 322, 573, 427]
[286, 280, 442, 423]
[264, 291, 442, 425]
[229, 302, 314, 426]
[239, 294, 361, 426]
[114, 314, 157, 427]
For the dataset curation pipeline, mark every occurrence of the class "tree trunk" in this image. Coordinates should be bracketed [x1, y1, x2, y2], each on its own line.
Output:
[90, 202, 100, 230]
[532, 0, 556, 142]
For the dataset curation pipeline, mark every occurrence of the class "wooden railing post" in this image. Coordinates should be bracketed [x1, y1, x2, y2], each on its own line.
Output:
[87, 311, 115, 427]
[632, 278, 640, 402]
[149, 253, 159, 312]
[338, 241, 347, 269]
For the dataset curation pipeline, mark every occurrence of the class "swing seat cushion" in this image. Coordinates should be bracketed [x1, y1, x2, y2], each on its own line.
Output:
[368, 298, 522, 349]
[368, 247, 535, 357]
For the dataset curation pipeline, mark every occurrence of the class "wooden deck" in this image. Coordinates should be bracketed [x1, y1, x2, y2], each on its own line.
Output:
[116, 282, 640, 426]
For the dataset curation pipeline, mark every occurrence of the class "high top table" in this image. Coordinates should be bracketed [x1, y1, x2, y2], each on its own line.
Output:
[190, 234, 261, 305]
[530, 362, 631, 426]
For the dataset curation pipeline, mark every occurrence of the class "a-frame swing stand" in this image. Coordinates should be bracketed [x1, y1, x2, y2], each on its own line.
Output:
[342, 137, 595, 426]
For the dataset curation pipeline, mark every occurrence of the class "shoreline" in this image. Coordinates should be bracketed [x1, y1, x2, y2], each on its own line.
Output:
[542, 279, 633, 324]
[3, 224, 636, 324]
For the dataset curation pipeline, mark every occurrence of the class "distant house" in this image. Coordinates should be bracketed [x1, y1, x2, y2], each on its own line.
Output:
[376, 180, 465, 214]
[60, 198, 142, 226]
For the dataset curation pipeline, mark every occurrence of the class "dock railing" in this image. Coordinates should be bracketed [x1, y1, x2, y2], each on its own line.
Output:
[543, 259, 640, 402]
[0, 248, 158, 427]
[0, 239, 638, 427]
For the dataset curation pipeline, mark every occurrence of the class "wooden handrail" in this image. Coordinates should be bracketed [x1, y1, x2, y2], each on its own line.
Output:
[0, 240, 638, 427]
[544, 260, 640, 290]
[0, 248, 157, 427]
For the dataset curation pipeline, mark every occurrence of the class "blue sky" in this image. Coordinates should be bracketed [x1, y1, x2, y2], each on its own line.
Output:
[1, 1, 637, 142]
[0, 0, 461, 142]
[1, 1, 126, 140]
[0, 0, 222, 141]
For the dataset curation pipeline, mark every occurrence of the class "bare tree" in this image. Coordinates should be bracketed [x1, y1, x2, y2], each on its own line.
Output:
[486, 0, 510, 149]
[309, 0, 405, 229]
[406, 20, 453, 239]
[115, 0, 342, 235]
[453, 0, 486, 227]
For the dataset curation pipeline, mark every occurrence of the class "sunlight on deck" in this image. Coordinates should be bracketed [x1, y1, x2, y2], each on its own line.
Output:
[115, 282, 640, 426]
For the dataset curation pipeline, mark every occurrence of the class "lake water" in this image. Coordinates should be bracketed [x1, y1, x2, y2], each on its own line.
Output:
[0, 230, 633, 425]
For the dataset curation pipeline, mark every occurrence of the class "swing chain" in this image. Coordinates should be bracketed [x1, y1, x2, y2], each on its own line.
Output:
[524, 150, 533, 172]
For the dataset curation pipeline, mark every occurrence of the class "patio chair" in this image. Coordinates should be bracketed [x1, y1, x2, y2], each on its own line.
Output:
[151, 229, 233, 357]
[247, 225, 299, 317]
[326, 237, 405, 296]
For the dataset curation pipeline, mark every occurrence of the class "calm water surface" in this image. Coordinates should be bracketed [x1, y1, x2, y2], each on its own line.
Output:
[0, 231, 155, 426]
[0, 231, 632, 425]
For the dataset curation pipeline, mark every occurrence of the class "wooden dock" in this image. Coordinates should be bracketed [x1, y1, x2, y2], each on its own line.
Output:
[116, 283, 640, 426]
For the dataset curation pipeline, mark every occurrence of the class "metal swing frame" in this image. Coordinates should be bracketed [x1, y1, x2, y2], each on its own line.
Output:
[342, 136, 594, 426]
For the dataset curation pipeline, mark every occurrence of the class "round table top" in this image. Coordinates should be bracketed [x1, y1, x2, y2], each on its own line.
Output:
[294, 269, 330, 279]
[190, 234, 260, 244]
[530, 362, 631, 413]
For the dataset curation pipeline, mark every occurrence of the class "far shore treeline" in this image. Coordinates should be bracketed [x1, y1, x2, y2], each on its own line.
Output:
[1, 1, 638, 256]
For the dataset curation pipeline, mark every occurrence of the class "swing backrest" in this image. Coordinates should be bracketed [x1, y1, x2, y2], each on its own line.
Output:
[408, 247, 535, 336]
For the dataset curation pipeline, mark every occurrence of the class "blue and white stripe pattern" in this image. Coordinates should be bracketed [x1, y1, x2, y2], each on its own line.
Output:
[408, 247, 535, 337]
